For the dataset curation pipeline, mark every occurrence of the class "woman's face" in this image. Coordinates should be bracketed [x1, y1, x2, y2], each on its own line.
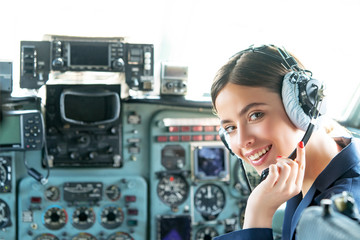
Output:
[215, 82, 303, 174]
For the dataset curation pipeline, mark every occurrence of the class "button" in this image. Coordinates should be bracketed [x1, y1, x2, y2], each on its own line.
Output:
[127, 208, 138, 215]
[181, 135, 191, 141]
[192, 135, 203, 141]
[168, 126, 179, 132]
[125, 195, 136, 202]
[169, 136, 179, 142]
[204, 135, 215, 141]
[192, 126, 203, 132]
[204, 126, 215, 132]
[181, 126, 190, 132]
[157, 136, 168, 142]
[127, 219, 138, 227]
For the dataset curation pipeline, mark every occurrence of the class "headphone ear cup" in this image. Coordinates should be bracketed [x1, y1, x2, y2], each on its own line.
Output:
[282, 72, 312, 131]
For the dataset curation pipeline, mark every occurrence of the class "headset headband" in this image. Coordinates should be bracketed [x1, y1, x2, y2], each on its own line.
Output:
[233, 44, 312, 78]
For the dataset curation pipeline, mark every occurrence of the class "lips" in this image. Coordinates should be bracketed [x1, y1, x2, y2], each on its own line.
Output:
[246, 145, 271, 167]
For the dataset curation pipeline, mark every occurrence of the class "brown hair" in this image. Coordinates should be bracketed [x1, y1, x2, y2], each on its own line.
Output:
[210, 45, 304, 113]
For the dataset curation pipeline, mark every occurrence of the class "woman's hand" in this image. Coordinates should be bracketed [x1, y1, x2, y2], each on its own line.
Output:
[242, 141, 306, 229]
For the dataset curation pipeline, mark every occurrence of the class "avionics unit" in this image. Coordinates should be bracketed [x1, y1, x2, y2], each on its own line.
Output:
[0, 110, 44, 151]
[45, 84, 122, 168]
[20, 36, 154, 91]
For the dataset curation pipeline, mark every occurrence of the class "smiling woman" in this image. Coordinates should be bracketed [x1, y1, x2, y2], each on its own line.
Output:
[211, 44, 360, 240]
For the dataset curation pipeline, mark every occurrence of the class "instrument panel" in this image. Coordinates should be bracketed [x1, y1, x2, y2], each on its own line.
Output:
[1, 98, 259, 240]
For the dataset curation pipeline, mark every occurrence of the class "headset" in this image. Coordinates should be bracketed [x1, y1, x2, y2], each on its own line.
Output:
[218, 44, 326, 187]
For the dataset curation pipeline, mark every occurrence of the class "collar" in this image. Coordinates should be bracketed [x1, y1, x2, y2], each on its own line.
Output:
[314, 137, 360, 191]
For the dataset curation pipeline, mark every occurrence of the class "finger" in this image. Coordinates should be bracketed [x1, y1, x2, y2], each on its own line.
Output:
[274, 161, 291, 188]
[266, 164, 279, 187]
[295, 141, 306, 186]
[277, 158, 298, 184]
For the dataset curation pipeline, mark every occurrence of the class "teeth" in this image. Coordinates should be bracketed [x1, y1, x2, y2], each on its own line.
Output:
[248, 146, 270, 161]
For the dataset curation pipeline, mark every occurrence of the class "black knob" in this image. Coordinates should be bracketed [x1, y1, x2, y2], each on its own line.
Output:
[112, 58, 125, 71]
[52, 58, 64, 68]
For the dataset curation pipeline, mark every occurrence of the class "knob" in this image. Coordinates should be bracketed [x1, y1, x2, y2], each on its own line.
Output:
[89, 152, 98, 159]
[52, 58, 64, 68]
[112, 58, 125, 71]
[70, 152, 79, 160]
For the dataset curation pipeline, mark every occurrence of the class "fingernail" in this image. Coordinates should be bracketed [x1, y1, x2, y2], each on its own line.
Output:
[298, 141, 304, 148]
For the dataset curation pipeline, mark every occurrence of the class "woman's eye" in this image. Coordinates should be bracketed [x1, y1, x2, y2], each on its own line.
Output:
[249, 112, 264, 121]
[225, 126, 235, 133]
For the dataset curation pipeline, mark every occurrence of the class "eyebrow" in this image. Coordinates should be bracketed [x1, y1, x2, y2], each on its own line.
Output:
[220, 102, 267, 125]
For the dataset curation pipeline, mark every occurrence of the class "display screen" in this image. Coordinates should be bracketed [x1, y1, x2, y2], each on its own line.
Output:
[193, 144, 229, 181]
[69, 42, 108, 66]
[61, 91, 120, 125]
[0, 115, 21, 147]
[158, 215, 191, 240]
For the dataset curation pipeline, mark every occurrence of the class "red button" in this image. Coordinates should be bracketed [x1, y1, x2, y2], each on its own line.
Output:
[181, 135, 191, 141]
[169, 136, 179, 142]
[192, 126, 203, 132]
[157, 136, 168, 142]
[168, 126, 179, 132]
[192, 135, 203, 141]
[181, 126, 191, 132]
[204, 135, 215, 141]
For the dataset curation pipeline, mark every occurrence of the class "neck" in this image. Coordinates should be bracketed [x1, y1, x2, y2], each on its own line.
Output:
[301, 129, 340, 196]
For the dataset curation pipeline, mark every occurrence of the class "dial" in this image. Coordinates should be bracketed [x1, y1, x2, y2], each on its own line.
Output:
[72, 232, 97, 240]
[105, 184, 121, 201]
[157, 174, 189, 206]
[100, 205, 124, 229]
[107, 232, 134, 240]
[0, 164, 6, 184]
[195, 226, 219, 240]
[45, 186, 60, 201]
[34, 233, 59, 240]
[42, 205, 68, 230]
[0, 157, 11, 193]
[194, 184, 225, 220]
[71, 206, 96, 229]
[0, 199, 11, 228]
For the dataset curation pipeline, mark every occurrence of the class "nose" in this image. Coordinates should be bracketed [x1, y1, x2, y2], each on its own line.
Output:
[231, 124, 255, 152]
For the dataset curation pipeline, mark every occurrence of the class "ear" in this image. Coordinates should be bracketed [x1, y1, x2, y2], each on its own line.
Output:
[282, 72, 326, 131]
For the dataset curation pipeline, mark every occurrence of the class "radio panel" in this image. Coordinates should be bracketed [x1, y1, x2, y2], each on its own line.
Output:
[50, 38, 126, 72]
[20, 37, 154, 91]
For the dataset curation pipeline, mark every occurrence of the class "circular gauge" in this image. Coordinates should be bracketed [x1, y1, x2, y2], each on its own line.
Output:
[0, 164, 7, 184]
[34, 233, 59, 240]
[42, 205, 68, 230]
[0, 199, 11, 228]
[44, 186, 60, 201]
[72, 232, 97, 240]
[195, 226, 219, 240]
[107, 232, 134, 240]
[72, 206, 96, 229]
[157, 174, 189, 206]
[194, 183, 226, 220]
[100, 205, 124, 229]
[105, 185, 121, 201]
[0, 158, 11, 193]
